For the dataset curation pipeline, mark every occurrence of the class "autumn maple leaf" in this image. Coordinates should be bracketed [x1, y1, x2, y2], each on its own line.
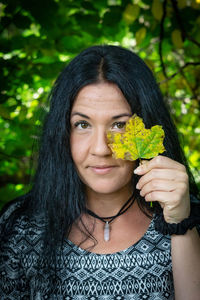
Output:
[107, 114, 165, 161]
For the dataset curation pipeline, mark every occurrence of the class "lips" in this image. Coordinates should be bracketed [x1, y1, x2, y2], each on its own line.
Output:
[91, 165, 115, 168]
[89, 165, 117, 175]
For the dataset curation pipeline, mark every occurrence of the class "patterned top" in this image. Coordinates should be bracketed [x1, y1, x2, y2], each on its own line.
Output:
[0, 199, 174, 300]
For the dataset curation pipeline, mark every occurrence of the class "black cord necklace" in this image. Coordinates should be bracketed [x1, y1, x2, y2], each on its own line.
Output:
[86, 192, 135, 242]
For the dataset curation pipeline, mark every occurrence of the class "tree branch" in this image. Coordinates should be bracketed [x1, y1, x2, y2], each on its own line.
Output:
[0, 150, 21, 160]
[158, 62, 200, 85]
[171, 0, 200, 48]
[180, 69, 200, 105]
[0, 174, 31, 188]
[159, 0, 168, 78]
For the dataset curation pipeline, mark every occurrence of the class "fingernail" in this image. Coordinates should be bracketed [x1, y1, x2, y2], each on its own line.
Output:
[134, 167, 142, 174]
[136, 183, 140, 189]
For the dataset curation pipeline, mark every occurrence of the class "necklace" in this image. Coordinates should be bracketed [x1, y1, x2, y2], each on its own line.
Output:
[86, 192, 135, 242]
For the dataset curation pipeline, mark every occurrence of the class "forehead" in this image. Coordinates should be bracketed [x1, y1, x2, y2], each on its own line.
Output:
[71, 82, 131, 115]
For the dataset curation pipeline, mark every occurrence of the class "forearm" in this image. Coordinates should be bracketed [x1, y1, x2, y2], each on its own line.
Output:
[171, 227, 200, 300]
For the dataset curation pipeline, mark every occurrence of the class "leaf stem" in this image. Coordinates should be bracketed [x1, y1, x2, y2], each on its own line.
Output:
[138, 159, 153, 208]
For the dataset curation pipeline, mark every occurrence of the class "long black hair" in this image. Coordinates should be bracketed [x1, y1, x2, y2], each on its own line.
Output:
[2, 44, 199, 280]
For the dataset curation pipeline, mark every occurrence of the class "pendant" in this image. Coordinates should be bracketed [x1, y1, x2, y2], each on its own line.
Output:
[104, 221, 110, 242]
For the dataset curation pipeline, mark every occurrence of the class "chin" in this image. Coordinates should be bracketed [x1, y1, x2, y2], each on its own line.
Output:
[85, 180, 132, 196]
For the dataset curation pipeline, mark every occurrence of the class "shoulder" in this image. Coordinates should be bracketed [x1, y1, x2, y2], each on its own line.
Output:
[0, 193, 29, 232]
[0, 195, 43, 296]
[0, 194, 26, 223]
[0, 193, 45, 247]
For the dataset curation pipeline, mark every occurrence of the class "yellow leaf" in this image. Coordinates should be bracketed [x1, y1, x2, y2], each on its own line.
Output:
[107, 114, 165, 161]
[135, 27, 146, 45]
[152, 0, 163, 21]
[123, 4, 140, 25]
[172, 29, 183, 48]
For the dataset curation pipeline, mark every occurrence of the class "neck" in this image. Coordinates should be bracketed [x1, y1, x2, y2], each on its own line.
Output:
[85, 185, 134, 218]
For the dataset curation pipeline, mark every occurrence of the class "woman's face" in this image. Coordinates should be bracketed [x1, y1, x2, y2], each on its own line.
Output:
[70, 82, 136, 196]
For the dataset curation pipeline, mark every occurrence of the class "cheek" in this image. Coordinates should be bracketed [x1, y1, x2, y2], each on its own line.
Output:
[121, 162, 135, 185]
[70, 134, 88, 164]
[119, 161, 136, 183]
[121, 161, 136, 173]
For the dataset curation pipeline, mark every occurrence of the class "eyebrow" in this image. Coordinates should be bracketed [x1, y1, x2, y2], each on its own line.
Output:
[70, 112, 132, 119]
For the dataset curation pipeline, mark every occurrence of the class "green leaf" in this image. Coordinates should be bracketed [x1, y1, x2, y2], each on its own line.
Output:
[123, 4, 140, 24]
[172, 29, 183, 48]
[107, 114, 165, 161]
[152, 0, 163, 21]
[135, 27, 147, 45]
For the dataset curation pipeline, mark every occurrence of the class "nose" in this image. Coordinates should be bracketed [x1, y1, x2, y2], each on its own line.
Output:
[90, 128, 112, 157]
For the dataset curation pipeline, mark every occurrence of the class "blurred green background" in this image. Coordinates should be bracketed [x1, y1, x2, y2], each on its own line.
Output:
[0, 0, 200, 209]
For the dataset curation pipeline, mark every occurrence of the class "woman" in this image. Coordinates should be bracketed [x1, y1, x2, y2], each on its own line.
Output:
[0, 45, 200, 299]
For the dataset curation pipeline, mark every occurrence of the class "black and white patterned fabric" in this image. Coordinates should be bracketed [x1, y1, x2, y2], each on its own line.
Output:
[0, 199, 174, 299]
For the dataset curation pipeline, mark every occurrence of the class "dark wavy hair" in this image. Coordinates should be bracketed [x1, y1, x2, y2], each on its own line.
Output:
[2, 45, 199, 284]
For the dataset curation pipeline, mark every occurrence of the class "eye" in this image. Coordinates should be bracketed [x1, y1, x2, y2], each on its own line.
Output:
[74, 120, 90, 129]
[112, 121, 126, 130]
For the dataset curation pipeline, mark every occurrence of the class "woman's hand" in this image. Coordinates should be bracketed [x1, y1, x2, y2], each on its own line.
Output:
[134, 156, 190, 223]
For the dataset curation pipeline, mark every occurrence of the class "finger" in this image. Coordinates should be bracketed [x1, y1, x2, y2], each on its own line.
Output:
[144, 191, 175, 203]
[134, 156, 186, 175]
[144, 186, 189, 205]
[136, 168, 188, 190]
[139, 179, 181, 197]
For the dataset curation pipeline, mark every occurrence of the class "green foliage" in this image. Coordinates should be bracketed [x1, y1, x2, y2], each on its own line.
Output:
[0, 0, 200, 208]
